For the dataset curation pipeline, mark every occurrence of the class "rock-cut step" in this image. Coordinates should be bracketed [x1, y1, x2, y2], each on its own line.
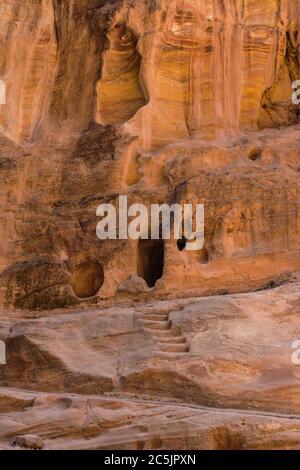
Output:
[148, 329, 175, 337]
[143, 320, 171, 330]
[141, 311, 189, 354]
[143, 314, 169, 322]
[158, 343, 190, 353]
[156, 336, 186, 344]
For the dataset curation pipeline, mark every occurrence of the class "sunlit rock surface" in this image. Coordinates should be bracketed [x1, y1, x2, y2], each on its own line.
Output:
[0, 0, 300, 450]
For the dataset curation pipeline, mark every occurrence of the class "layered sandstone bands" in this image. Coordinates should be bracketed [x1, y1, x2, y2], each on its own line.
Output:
[0, 1, 299, 144]
[0, 0, 299, 309]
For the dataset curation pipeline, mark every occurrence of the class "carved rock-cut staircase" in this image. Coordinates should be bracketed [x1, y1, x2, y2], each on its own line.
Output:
[141, 311, 189, 354]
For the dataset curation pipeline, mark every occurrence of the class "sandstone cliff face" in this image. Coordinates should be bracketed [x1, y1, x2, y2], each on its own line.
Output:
[114, 0, 300, 147]
[1, 0, 300, 144]
[0, 1, 300, 449]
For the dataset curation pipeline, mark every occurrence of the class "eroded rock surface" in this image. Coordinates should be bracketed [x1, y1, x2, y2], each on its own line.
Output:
[0, 0, 300, 450]
[0, 1, 299, 308]
[1, 284, 300, 449]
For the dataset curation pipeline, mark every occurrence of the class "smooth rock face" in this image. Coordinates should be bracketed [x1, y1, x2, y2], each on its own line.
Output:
[0, 0, 300, 450]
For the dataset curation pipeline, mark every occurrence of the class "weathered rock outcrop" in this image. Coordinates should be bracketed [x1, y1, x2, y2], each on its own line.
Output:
[0, 0, 299, 309]
[0, 0, 300, 450]
[2, 1, 299, 143]
[1, 283, 300, 449]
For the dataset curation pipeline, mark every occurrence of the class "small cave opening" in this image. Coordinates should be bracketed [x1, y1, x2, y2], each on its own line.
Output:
[248, 147, 262, 161]
[177, 236, 187, 251]
[137, 239, 164, 288]
[70, 260, 104, 298]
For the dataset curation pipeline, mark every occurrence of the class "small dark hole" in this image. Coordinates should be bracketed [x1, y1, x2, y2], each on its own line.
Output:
[269, 280, 277, 289]
[248, 148, 262, 161]
[70, 260, 104, 298]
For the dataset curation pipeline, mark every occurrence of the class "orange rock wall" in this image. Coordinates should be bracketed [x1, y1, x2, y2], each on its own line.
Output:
[0, 0, 299, 309]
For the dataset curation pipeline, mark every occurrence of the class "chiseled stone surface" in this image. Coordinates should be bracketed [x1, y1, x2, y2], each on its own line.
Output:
[0, 0, 300, 450]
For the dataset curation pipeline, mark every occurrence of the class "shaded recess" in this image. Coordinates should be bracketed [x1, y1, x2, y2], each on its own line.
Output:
[96, 23, 146, 125]
[137, 239, 164, 288]
[248, 147, 262, 161]
[177, 236, 187, 251]
[258, 31, 300, 129]
[70, 260, 104, 298]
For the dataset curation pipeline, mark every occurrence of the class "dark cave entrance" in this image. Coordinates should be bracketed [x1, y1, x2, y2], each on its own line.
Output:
[137, 239, 164, 288]
[70, 260, 104, 298]
[177, 236, 187, 251]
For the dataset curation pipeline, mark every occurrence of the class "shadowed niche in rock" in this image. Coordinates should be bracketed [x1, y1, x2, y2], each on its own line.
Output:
[177, 236, 187, 251]
[70, 260, 104, 298]
[137, 239, 164, 288]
